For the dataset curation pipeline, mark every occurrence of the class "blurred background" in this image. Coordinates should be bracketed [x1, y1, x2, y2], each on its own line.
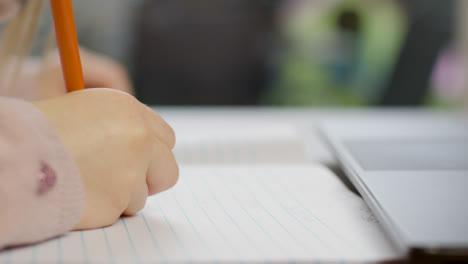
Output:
[41, 0, 468, 107]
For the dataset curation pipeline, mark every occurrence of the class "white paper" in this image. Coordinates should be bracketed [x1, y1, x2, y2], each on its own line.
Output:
[1, 165, 400, 263]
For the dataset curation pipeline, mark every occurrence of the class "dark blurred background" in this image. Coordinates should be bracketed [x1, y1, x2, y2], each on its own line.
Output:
[69, 0, 467, 107]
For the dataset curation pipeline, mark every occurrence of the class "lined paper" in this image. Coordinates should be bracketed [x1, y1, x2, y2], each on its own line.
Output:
[1, 165, 400, 263]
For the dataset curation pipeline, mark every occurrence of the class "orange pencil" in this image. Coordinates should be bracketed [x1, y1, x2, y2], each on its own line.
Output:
[50, 0, 84, 92]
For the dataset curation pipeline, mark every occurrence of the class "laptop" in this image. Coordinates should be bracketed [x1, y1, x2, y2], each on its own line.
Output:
[320, 116, 468, 261]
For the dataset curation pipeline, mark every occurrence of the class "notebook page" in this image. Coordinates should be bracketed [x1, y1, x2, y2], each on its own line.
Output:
[1, 165, 400, 263]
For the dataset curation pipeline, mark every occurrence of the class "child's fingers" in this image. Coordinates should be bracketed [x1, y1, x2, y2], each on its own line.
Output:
[141, 105, 176, 149]
[123, 180, 149, 216]
[147, 139, 179, 196]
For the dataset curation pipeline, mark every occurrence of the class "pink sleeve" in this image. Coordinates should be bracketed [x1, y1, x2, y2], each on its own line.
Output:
[0, 97, 84, 249]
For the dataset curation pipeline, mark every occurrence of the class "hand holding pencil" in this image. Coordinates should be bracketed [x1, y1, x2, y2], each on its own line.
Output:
[44, 0, 178, 230]
[0, 0, 178, 248]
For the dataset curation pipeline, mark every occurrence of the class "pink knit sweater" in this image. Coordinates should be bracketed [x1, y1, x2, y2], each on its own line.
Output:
[0, 97, 84, 249]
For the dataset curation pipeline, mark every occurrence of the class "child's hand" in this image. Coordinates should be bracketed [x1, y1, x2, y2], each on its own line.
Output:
[33, 89, 178, 230]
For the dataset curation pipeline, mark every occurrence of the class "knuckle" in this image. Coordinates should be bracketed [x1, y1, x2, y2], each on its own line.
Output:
[167, 125, 176, 149]
[152, 111, 176, 149]
[136, 125, 154, 142]
[124, 199, 147, 216]
[150, 152, 179, 194]
[137, 198, 147, 212]
[111, 191, 131, 214]
[168, 153, 179, 188]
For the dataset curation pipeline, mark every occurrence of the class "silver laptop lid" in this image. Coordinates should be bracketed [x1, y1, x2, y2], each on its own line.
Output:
[320, 117, 468, 257]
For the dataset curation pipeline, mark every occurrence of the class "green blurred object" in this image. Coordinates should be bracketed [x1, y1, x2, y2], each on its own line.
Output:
[263, 0, 407, 106]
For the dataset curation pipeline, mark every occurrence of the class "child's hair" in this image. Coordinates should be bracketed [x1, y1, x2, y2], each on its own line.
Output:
[0, 0, 55, 96]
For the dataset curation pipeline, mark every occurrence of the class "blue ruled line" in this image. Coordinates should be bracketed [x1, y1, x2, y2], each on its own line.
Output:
[215, 169, 288, 255]
[275, 174, 358, 252]
[181, 177, 238, 256]
[101, 228, 115, 264]
[57, 237, 63, 264]
[121, 217, 141, 263]
[171, 191, 208, 249]
[253, 170, 335, 255]
[201, 171, 264, 256]
[80, 231, 90, 264]
[234, 171, 311, 255]
[154, 198, 191, 261]
[141, 213, 166, 263]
